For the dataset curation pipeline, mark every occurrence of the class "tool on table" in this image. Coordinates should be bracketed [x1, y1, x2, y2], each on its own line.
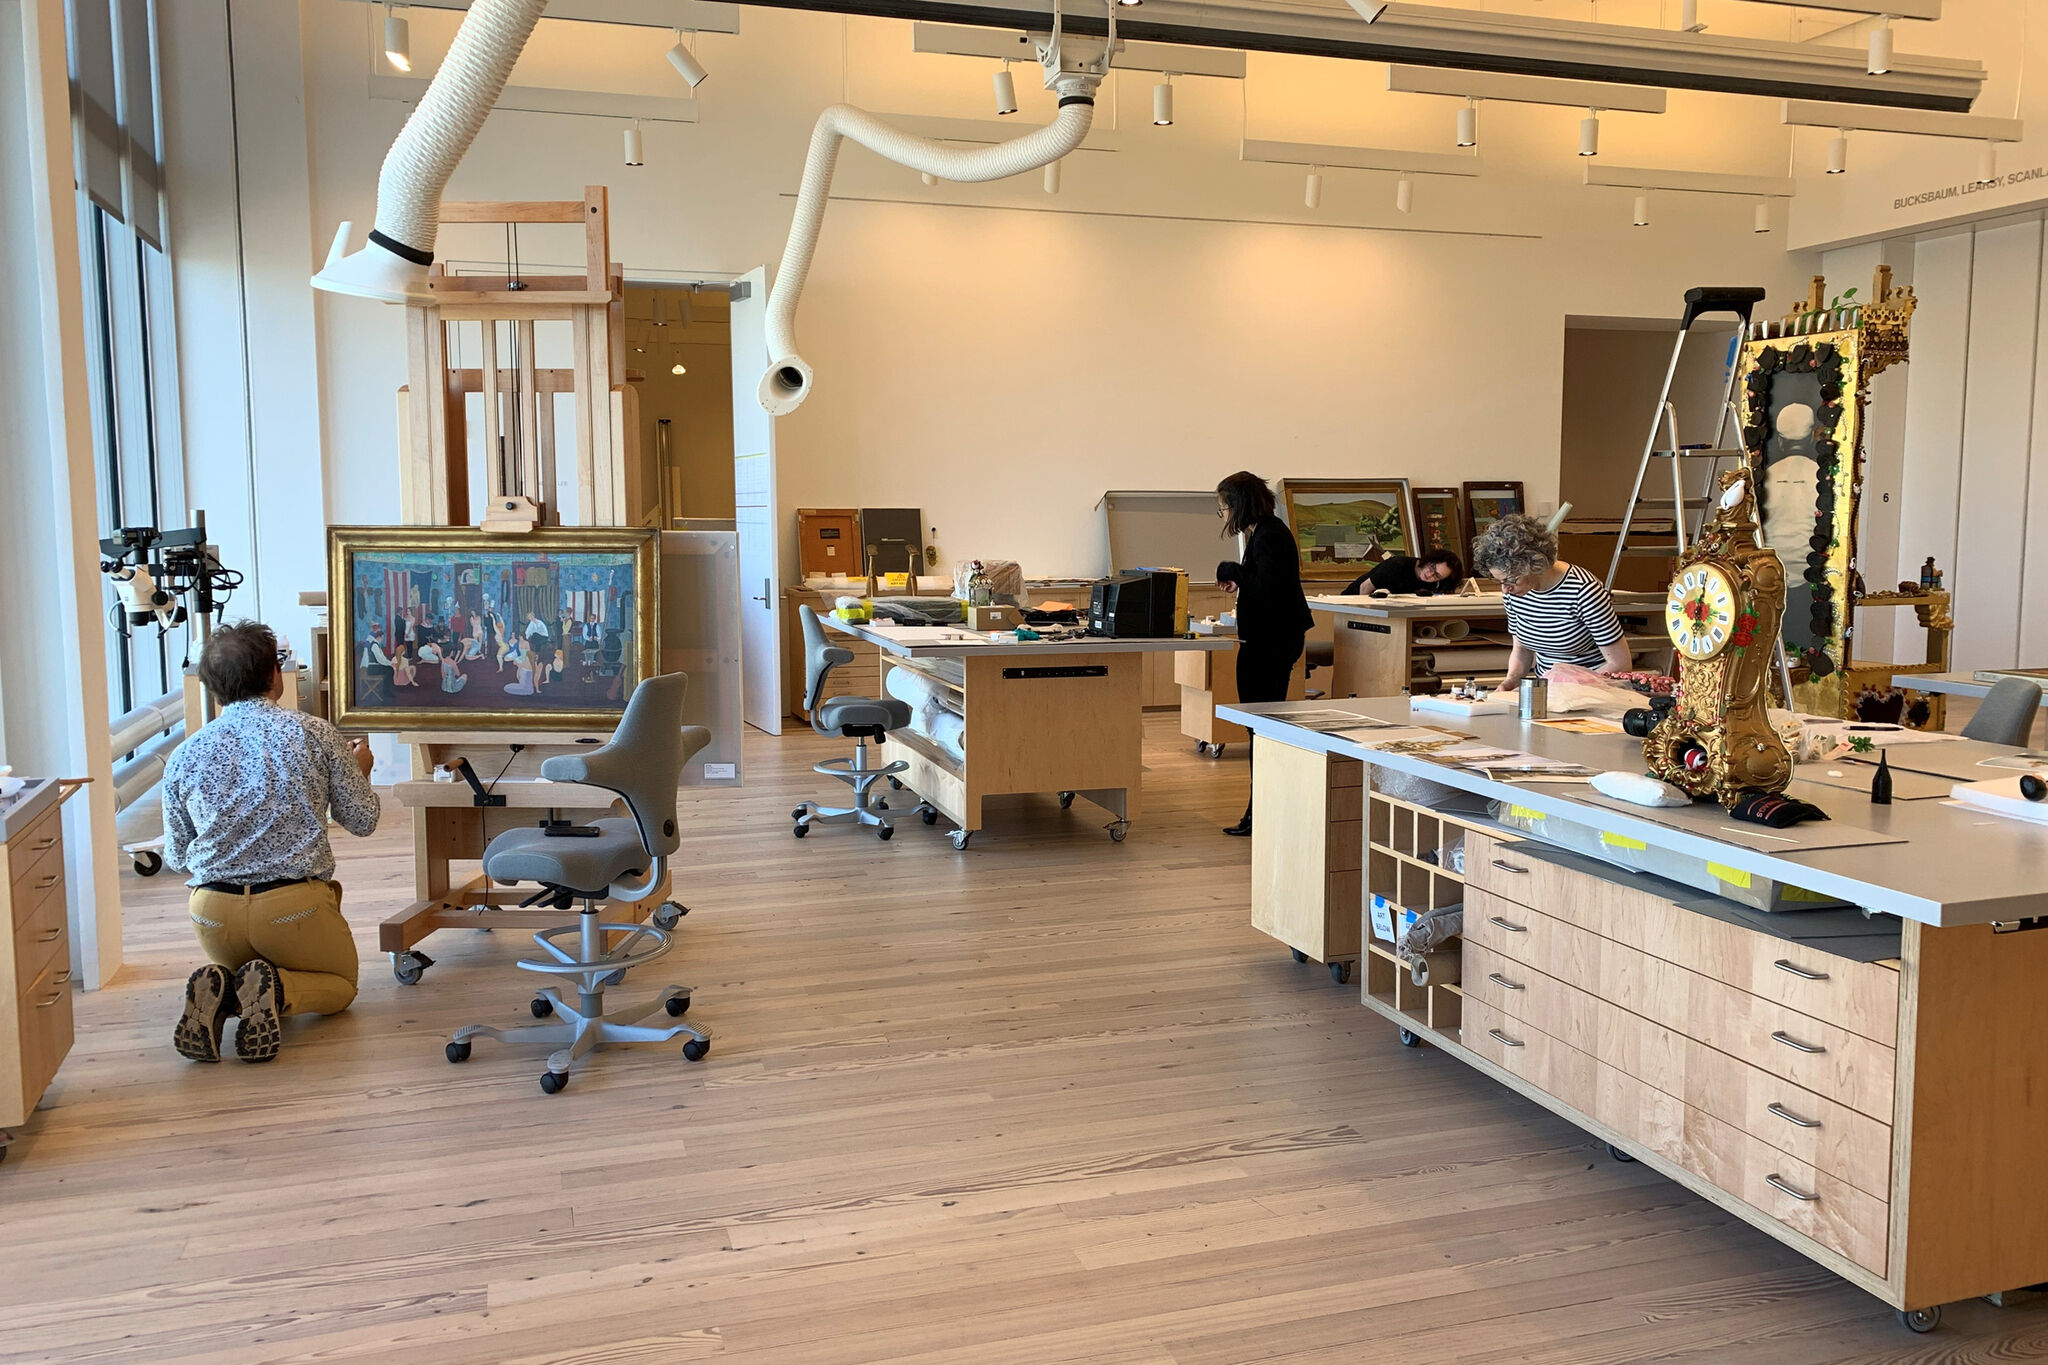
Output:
[1870, 751, 1893, 805]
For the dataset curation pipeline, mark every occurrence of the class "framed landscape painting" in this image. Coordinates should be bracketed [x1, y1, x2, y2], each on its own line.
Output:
[1461, 481, 1526, 548]
[1412, 487, 1468, 562]
[1277, 479, 1418, 579]
[329, 525, 660, 731]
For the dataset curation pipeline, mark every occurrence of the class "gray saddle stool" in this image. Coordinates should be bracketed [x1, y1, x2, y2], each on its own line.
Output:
[793, 605, 916, 841]
[444, 672, 714, 1094]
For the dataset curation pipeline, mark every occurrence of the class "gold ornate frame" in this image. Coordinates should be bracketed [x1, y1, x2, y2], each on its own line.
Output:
[328, 525, 660, 731]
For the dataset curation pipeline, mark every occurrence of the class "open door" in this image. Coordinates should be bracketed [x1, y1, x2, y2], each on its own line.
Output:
[729, 266, 783, 735]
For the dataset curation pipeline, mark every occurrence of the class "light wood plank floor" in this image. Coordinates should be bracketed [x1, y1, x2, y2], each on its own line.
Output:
[3, 715, 2043, 1364]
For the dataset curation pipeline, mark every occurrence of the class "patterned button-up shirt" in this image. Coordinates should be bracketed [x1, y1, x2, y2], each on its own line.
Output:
[163, 699, 381, 886]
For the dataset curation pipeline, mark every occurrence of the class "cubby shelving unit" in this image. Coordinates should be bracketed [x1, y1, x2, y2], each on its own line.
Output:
[1361, 792, 1501, 1041]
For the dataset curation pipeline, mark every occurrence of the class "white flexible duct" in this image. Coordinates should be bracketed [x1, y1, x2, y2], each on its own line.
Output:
[312, 0, 549, 302]
[759, 85, 1099, 416]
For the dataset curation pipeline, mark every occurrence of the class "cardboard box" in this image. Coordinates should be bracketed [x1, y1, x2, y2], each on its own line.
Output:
[966, 603, 1020, 631]
[796, 508, 861, 577]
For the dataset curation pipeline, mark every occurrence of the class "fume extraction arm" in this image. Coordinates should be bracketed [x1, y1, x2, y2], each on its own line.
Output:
[312, 0, 549, 301]
[757, 0, 1116, 417]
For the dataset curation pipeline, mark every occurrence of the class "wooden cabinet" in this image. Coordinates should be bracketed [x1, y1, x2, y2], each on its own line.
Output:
[0, 781, 82, 1154]
[1176, 644, 1307, 752]
[1249, 738, 1361, 972]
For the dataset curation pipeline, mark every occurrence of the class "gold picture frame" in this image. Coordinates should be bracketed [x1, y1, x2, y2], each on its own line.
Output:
[1277, 478, 1418, 580]
[329, 525, 660, 731]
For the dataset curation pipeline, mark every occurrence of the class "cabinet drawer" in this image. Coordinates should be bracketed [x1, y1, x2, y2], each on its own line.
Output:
[1594, 1064, 1888, 1275]
[8, 819, 65, 929]
[1466, 942, 1892, 1198]
[1466, 831, 1897, 1043]
[15, 955, 74, 1122]
[13, 878, 68, 996]
[1462, 997, 1598, 1115]
[1467, 889, 1896, 1122]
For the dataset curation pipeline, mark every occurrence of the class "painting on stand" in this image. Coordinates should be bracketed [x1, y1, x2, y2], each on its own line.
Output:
[1277, 479, 1418, 580]
[330, 526, 660, 730]
[1461, 481, 1526, 548]
[1412, 487, 1469, 563]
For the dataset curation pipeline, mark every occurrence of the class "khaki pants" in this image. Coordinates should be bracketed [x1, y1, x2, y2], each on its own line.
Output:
[187, 880, 360, 1017]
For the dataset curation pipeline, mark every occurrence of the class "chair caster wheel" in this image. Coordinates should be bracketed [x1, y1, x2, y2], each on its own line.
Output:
[603, 968, 627, 988]
[1330, 959, 1353, 985]
[951, 830, 973, 850]
[652, 902, 686, 930]
[530, 996, 554, 1019]
[1607, 1142, 1636, 1164]
[392, 951, 433, 986]
[132, 850, 163, 876]
[1397, 1027, 1422, 1047]
[683, 1038, 710, 1061]
[888, 777, 903, 790]
[791, 806, 808, 821]
[793, 823, 808, 838]
[1898, 1306, 1941, 1333]
[1291, 948, 1308, 964]
[920, 807, 937, 825]
[445, 1040, 471, 1063]
[878, 825, 894, 841]
[1058, 791, 1076, 809]
[540, 1070, 568, 1095]
[665, 994, 691, 1017]
[877, 799, 889, 810]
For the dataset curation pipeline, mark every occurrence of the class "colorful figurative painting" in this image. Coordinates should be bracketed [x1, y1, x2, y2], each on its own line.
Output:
[1278, 479, 1418, 579]
[329, 527, 659, 730]
[1412, 487, 1468, 563]
[1461, 481, 1526, 548]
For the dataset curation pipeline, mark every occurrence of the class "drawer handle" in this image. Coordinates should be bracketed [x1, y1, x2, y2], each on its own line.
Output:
[1489, 859, 1529, 876]
[1774, 959, 1830, 983]
[52, 971, 72, 986]
[1488, 915, 1528, 934]
[1768, 1101, 1821, 1130]
[35, 992, 61, 1009]
[33, 875, 59, 890]
[34, 928, 61, 943]
[1772, 1030, 1827, 1055]
[30, 837, 57, 851]
[1487, 1027, 1525, 1048]
[1766, 1172, 1818, 1203]
[1486, 972, 1525, 991]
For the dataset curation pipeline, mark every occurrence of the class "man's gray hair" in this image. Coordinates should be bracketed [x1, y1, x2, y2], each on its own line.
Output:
[1470, 513, 1558, 582]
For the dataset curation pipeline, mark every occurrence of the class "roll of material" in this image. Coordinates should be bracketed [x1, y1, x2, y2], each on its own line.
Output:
[1410, 949, 1463, 988]
[1416, 646, 1516, 674]
[1416, 623, 1443, 643]
[1438, 618, 1471, 641]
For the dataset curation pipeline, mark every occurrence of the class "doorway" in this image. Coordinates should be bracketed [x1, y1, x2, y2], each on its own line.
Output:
[622, 283, 736, 526]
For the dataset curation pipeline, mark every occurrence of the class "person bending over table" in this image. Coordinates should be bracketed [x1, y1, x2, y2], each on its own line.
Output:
[1215, 470, 1314, 838]
[163, 622, 380, 1063]
[1469, 513, 1631, 690]
[1340, 549, 1466, 597]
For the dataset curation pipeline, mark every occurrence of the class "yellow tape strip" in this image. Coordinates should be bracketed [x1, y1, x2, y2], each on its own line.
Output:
[1708, 861, 1754, 890]
[1509, 805, 1544, 822]
[1601, 832, 1648, 850]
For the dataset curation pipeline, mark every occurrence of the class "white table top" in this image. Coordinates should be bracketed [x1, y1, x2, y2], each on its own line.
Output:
[1307, 590, 1665, 620]
[1217, 696, 2048, 928]
[1891, 671, 2048, 704]
[822, 614, 1233, 660]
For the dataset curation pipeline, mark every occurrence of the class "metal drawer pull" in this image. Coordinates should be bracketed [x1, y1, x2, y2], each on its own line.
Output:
[1486, 972, 1525, 991]
[1768, 1101, 1821, 1129]
[1487, 1027, 1525, 1048]
[1488, 915, 1529, 934]
[30, 837, 57, 851]
[1489, 859, 1529, 876]
[35, 928, 60, 943]
[1774, 959, 1830, 982]
[52, 971, 72, 986]
[35, 992, 61, 1008]
[1772, 1030, 1826, 1055]
[33, 875, 59, 890]
[1766, 1172, 1818, 1203]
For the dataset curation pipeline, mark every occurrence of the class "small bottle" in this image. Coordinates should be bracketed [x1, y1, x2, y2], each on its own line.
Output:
[1920, 557, 1936, 590]
[1870, 750, 1893, 805]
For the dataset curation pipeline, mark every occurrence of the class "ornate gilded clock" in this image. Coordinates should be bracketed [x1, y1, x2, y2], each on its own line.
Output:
[1643, 471, 1793, 807]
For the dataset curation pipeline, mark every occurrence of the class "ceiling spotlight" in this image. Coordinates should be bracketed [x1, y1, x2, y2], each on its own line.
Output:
[1044, 159, 1062, 194]
[1154, 75, 1175, 127]
[1754, 201, 1770, 233]
[1679, 0, 1702, 32]
[623, 119, 644, 167]
[671, 359, 687, 376]
[652, 294, 667, 327]
[1305, 169, 1323, 210]
[667, 29, 709, 89]
[1117, 0, 1142, 6]
[993, 62, 1018, 116]
[383, 3, 411, 72]
[1633, 194, 1649, 227]
[1827, 130, 1848, 174]
[1456, 99, 1477, 149]
[1396, 176, 1413, 214]
[1868, 17, 1894, 76]
[1579, 110, 1600, 158]
[1977, 140, 1999, 186]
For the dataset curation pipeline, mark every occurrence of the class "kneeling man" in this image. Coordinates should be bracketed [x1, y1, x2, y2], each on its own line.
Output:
[163, 622, 380, 1062]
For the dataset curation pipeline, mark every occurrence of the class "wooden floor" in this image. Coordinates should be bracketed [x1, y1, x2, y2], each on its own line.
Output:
[4, 714, 2044, 1364]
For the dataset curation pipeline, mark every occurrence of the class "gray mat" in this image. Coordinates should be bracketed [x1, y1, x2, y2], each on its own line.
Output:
[1579, 793, 1908, 852]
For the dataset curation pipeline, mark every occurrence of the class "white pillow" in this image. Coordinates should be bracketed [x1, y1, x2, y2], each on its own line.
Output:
[1590, 769, 1691, 808]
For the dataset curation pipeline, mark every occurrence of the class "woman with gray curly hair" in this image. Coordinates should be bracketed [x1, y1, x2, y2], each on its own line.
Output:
[1470, 513, 1632, 690]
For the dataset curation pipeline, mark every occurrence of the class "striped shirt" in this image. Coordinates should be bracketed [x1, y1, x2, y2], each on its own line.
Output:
[1500, 564, 1626, 673]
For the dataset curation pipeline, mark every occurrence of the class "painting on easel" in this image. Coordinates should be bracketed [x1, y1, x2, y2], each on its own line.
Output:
[329, 526, 660, 731]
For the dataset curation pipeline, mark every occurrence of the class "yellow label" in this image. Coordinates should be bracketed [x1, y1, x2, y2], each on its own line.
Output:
[1601, 832, 1648, 850]
[1781, 885, 1833, 903]
[1708, 861, 1754, 890]
[1509, 805, 1544, 822]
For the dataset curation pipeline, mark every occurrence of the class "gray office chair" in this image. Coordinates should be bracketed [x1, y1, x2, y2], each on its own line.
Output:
[793, 605, 913, 841]
[445, 672, 713, 1094]
[1961, 676, 2044, 748]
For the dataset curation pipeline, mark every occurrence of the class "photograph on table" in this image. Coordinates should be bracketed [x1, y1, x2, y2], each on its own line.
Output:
[1277, 479, 1417, 579]
[1412, 487, 1469, 562]
[329, 525, 659, 730]
[1460, 481, 1525, 547]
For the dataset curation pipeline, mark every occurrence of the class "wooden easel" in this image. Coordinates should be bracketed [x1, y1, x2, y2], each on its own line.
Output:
[380, 187, 670, 985]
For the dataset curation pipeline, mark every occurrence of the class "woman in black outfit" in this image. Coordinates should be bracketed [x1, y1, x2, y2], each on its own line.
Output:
[1215, 471, 1314, 837]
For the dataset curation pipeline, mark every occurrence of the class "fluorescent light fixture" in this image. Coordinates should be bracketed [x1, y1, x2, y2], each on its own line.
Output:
[667, 30, 709, 89]
[1633, 195, 1650, 226]
[1828, 131, 1849, 173]
[1579, 112, 1600, 157]
[1868, 18, 1893, 75]
[1582, 164, 1796, 197]
[1118, 0, 1141, 6]
[623, 119, 643, 166]
[1154, 75, 1174, 126]
[1388, 66, 1667, 115]
[1305, 169, 1322, 209]
[1044, 159, 1061, 194]
[383, 3, 411, 72]
[1242, 138, 1481, 177]
[1755, 201, 1771, 232]
[1781, 99, 2021, 141]
[1396, 176, 1413, 213]
[993, 63, 1018, 115]
[1456, 99, 1477, 147]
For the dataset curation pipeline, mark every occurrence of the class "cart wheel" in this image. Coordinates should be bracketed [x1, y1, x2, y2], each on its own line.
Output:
[1195, 741, 1210, 756]
[1209, 743, 1226, 759]
[1058, 791, 1076, 809]
[392, 951, 433, 986]
[683, 1038, 710, 1062]
[665, 994, 691, 1017]
[951, 829, 973, 850]
[793, 823, 808, 838]
[540, 1070, 568, 1095]
[132, 851, 163, 877]
[1330, 959, 1353, 985]
[878, 825, 895, 841]
[530, 995, 554, 1019]
[652, 901, 687, 931]
[920, 807, 938, 826]
[1898, 1306, 1941, 1334]
[445, 1040, 471, 1063]
[1108, 822, 1128, 844]
[1397, 1027, 1422, 1048]
[1607, 1142, 1636, 1164]
[1291, 948, 1308, 964]
[791, 806, 808, 822]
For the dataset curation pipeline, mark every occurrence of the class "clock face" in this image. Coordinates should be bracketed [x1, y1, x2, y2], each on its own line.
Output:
[1666, 564, 1741, 661]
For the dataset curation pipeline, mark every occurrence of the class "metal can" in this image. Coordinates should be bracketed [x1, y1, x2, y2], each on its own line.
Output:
[1519, 677, 1548, 720]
